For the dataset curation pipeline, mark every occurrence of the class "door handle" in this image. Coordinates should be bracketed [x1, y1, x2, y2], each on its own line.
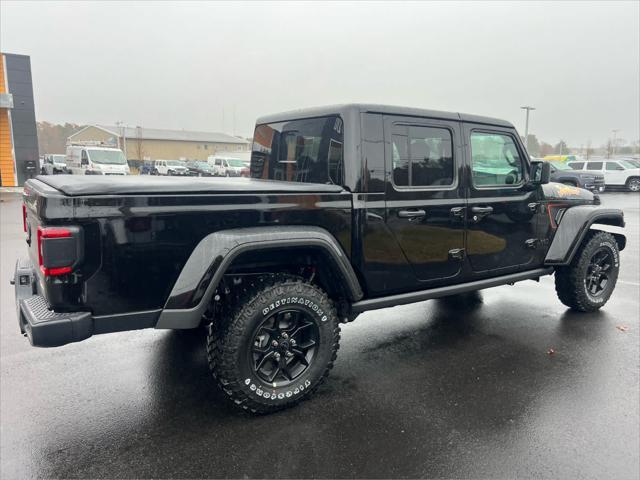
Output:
[450, 206, 465, 218]
[398, 209, 426, 219]
[471, 206, 493, 214]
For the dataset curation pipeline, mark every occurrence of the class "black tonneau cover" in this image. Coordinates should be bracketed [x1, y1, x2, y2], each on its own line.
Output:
[35, 175, 345, 197]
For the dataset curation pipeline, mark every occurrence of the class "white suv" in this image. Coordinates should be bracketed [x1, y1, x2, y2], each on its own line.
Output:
[568, 159, 640, 192]
[152, 160, 189, 176]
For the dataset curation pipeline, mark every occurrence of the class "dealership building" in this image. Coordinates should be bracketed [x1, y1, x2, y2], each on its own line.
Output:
[68, 125, 250, 162]
[0, 52, 39, 187]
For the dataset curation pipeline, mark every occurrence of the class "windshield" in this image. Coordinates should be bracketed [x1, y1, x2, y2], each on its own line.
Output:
[52, 155, 66, 164]
[227, 159, 245, 167]
[550, 161, 572, 171]
[619, 160, 637, 169]
[88, 149, 126, 165]
[251, 115, 344, 184]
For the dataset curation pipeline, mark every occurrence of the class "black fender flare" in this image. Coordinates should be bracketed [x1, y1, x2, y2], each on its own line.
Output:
[155, 226, 363, 329]
[544, 206, 625, 265]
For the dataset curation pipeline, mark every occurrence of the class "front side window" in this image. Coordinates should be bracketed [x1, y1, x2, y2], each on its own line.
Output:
[470, 132, 524, 186]
[391, 125, 454, 188]
[606, 162, 624, 171]
[586, 161, 603, 171]
[251, 115, 344, 184]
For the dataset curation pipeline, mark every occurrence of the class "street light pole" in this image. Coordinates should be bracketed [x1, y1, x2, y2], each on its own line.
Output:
[520, 106, 536, 152]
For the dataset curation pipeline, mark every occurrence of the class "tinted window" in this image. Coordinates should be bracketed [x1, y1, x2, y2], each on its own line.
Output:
[569, 162, 584, 170]
[470, 132, 523, 186]
[606, 162, 624, 171]
[586, 162, 603, 170]
[251, 115, 344, 184]
[391, 125, 454, 187]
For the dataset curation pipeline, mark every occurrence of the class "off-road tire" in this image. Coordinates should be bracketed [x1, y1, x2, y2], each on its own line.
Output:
[206, 275, 340, 414]
[554, 231, 620, 312]
[626, 177, 640, 192]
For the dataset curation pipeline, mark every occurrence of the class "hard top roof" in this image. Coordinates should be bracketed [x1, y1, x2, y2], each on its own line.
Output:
[255, 103, 514, 128]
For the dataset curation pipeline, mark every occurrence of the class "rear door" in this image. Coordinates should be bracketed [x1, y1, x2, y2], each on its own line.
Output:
[383, 115, 466, 285]
[463, 125, 540, 275]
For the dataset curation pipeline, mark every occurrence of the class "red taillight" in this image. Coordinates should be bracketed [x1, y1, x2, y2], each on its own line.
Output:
[22, 204, 27, 232]
[37, 226, 73, 276]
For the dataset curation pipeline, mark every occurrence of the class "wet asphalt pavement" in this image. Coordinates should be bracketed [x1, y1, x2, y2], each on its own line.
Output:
[1, 190, 638, 479]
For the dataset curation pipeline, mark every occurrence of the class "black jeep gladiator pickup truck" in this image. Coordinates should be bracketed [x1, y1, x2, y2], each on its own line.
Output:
[14, 104, 626, 414]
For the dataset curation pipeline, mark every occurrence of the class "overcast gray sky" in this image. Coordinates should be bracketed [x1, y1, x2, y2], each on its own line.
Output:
[1, 1, 638, 146]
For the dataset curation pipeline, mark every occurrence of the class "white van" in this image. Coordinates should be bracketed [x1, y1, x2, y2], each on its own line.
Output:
[66, 145, 130, 175]
[207, 155, 250, 177]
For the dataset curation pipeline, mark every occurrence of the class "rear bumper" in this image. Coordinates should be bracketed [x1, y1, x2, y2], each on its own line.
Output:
[13, 258, 92, 347]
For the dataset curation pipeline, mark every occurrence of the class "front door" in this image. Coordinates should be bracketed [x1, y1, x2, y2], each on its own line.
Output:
[464, 125, 539, 275]
[384, 115, 466, 285]
[605, 161, 627, 186]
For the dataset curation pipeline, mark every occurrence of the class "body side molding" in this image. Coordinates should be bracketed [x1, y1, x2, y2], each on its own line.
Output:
[156, 226, 362, 329]
[545, 206, 625, 265]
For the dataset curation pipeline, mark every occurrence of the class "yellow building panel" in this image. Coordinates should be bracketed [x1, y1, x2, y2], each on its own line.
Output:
[0, 102, 17, 186]
[0, 53, 6, 94]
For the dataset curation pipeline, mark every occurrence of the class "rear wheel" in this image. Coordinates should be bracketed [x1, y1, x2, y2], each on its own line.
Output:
[555, 231, 620, 312]
[626, 177, 640, 192]
[207, 275, 340, 414]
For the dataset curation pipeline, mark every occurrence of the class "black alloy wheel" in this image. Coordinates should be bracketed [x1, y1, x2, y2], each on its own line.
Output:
[585, 247, 613, 296]
[250, 309, 319, 386]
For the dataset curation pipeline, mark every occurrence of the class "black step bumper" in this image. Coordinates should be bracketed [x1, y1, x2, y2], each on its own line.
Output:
[14, 258, 92, 347]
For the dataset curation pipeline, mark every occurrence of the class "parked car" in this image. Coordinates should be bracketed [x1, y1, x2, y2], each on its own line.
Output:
[209, 156, 250, 177]
[40, 154, 68, 175]
[15, 104, 626, 414]
[187, 161, 215, 177]
[151, 159, 189, 176]
[546, 160, 605, 192]
[568, 159, 640, 192]
[66, 145, 130, 175]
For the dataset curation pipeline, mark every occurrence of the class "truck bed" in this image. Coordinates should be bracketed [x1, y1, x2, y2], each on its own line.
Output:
[36, 175, 345, 196]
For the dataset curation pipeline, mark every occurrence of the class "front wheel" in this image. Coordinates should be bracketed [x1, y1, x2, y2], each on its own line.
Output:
[207, 276, 340, 414]
[626, 177, 640, 192]
[555, 231, 620, 312]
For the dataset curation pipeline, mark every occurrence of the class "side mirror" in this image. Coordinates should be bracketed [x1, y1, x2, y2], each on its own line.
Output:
[530, 160, 550, 185]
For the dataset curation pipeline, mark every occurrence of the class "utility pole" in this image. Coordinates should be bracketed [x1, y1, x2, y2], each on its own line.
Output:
[611, 129, 620, 158]
[520, 106, 536, 152]
[115, 121, 128, 159]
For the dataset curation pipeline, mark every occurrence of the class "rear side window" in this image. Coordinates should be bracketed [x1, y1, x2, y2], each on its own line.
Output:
[470, 132, 524, 187]
[586, 161, 603, 170]
[391, 125, 454, 187]
[251, 115, 344, 185]
[569, 162, 584, 170]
